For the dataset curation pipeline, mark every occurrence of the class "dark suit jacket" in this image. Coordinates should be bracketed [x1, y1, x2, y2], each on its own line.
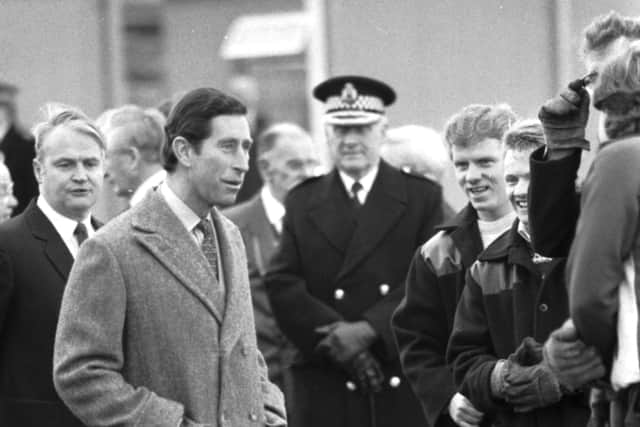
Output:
[0, 200, 86, 426]
[224, 193, 298, 389]
[0, 125, 38, 215]
[265, 161, 444, 427]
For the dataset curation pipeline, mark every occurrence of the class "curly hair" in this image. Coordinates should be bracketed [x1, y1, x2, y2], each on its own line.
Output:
[582, 11, 640, 59]
[443, 103, 517, 158]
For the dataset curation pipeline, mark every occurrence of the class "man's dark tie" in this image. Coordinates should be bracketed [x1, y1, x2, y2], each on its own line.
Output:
[351, 181, 363, 208]
[196, 218, 219, 281]
[74, 222, 88, 246]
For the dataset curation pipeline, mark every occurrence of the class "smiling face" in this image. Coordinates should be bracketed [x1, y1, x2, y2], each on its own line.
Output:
[503, 148, 535, 231]
[33, 125, 104, 221]
[325, 120, 385, 179]
[452, 137, 511, 221]
[186, 114, 252, 210]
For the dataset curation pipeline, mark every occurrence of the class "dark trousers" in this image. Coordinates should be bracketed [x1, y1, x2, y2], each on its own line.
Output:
[611, 383, 640, 427]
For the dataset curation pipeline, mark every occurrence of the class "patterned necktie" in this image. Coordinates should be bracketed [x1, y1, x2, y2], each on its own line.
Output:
[351, 181, 363, 208]
[196, 218, 219, 281]
[74, 222, 88, 246]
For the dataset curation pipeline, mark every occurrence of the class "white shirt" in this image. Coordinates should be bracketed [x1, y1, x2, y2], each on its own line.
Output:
[260, 186, 285, 234]
[477, 211, 516, 248]
[130, 169, 166, 207]
[159, 182, 225, 290]
[338, 163, 379, 205]
[36, 196, 95, 259]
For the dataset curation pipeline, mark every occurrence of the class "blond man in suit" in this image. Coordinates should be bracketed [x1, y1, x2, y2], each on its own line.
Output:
[54, 88, 285, 427]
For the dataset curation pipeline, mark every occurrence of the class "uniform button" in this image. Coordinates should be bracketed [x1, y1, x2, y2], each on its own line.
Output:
[241, 345, 249, 356]
[249, 412, 258, 421]
[346, 380, 357, 391]
[334, 288, 345, 300]
[379, 283, 390, 296]
[539, 303, 548, 312]
[389, 376, 401, 388]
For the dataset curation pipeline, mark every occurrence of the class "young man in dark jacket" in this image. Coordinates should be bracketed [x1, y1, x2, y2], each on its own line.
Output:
[393, 104, 517, 427]
[447, 121, 603, 427]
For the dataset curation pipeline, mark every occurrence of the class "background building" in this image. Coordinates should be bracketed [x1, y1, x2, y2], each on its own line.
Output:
[1, 0, 638, 218]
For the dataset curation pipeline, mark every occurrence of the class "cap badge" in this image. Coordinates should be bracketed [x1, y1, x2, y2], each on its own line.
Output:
[341, 83, 358, 105]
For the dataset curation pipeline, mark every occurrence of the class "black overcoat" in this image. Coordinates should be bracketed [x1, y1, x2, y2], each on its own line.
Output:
[0, 201, 92, 426]
[266, 161, 443, 427]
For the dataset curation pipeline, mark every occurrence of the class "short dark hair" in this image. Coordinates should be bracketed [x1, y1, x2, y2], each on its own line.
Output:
[582, 11, 640, 58]
[163, 88, 247, 172]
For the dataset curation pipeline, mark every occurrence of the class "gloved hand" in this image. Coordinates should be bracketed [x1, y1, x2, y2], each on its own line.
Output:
[490, 356, 562, 412]
[510, 337, 543, 366]
[347, 350, 385, 394]
[538, 78, 591, 151]
[315, 321, 377, 364]
[543, 319, 606, 391]
[448, 392, 483, 427]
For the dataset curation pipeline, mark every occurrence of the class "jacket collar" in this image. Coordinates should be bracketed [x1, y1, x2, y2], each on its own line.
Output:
[438, 204, 484, 269]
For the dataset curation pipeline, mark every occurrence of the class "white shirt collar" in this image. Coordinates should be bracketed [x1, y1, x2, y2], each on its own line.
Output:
[159, 181, 204, 237]
[338, 163, 379, 205]
[130, 169, 166, 206]
[260, 186, 285, 233]
[36, 195, 94, 258]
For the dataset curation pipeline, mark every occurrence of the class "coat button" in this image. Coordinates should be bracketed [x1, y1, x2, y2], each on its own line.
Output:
[539, 303, 548, 312]
[379, 283, 390, 296]
[249, 412, 258, 421]
[346, 380, 357, 391]
[220, 411, 228, 423]
[389, 376, 401, 388]
[241, 345, 249, 357]
[334, 289, 345, 300]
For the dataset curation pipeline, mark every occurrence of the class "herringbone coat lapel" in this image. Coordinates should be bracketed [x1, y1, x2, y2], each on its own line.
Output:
[131, 191, 224, 323]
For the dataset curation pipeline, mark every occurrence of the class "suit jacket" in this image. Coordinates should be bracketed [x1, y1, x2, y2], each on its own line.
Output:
[0, 125, 38, 215]
[53, 190, 285, 427]
[0, 200, 88, 426]
[223, 193, 297, 389]
[265, 161, 443, 427]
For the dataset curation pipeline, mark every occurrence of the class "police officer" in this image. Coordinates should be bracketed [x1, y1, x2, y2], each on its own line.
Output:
[265, 75, 444, 427]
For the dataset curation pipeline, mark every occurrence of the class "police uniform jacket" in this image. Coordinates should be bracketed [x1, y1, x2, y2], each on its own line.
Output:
[266, 160, 443, 427]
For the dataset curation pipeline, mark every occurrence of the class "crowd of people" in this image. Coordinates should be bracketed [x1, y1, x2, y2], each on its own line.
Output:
[1, 8, 640, 427]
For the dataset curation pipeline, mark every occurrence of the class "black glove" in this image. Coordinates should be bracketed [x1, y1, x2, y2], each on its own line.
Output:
[315, 321, 377, 364]
[348, 350, 384, 394]
[510, 337, 543, 366]
[491, 345, 563, 413]
[542, 320, 606, 391]
[538, 78, 591, 151]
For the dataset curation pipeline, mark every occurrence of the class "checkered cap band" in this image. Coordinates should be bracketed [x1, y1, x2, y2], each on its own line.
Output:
[325, 95, 385, 114]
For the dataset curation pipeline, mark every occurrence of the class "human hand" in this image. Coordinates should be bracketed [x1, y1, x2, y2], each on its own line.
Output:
[538, 78, 591, 151]
[543, 319, 606, 391]
[509, 337, 543, 366]
[315, 321, 377, 364]
[491, 358, 562, 413]
[448, 392, 483, 427]
[348, 350, 384, 393]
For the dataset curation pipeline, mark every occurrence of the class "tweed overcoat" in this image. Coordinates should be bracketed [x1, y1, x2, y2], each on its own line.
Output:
[265, 161, 443, 427]
[224, 193, 297, 392]
[53, 190, 285, 427]
[0, 200, 87, 426]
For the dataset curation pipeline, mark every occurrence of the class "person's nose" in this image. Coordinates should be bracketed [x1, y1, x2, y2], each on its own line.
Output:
[514, 179, 529, 198]
[6, 194, 17, 209]
[233, 148, 250, 174]
[466, 163, 482, 182]
[71, 164, 89, 182]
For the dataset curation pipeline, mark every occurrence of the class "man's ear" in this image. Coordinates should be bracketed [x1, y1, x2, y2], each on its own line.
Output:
[32, 158, 43, 185]
[171, 136, 193, 168]
[126, 146, 141, 171]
